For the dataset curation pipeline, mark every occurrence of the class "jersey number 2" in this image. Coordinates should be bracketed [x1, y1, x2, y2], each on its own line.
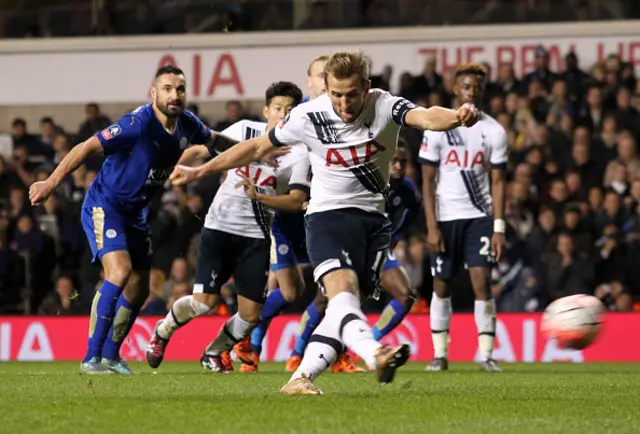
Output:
[479, 236, 490, 256]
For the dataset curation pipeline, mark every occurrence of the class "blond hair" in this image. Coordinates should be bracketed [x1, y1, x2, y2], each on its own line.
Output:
[323, 51, 370, 85]
[455, 63, 487, 80]
[307, 55, 330, 77]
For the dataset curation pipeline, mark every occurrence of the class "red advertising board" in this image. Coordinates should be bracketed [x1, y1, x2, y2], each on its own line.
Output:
[0, 313, 635, 363]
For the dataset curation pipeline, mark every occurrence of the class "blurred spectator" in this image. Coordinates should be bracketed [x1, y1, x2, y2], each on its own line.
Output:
[544, 232, 594, 300]
[213, 101, 249, 132]
[77, 103, 112, 142]
[38, 275, 83, 315]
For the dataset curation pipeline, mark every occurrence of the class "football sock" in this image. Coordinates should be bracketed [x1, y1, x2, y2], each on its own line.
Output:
[84, 280, 121, 362]
[291, 292, 380, 381]
[334, 292, 381, 369]
[204, 313, 257, 356]
[101, 293, 141, 361]
[430, 294, 452, 359]
[474, 299, 496, 361]
[291, 302, 324, 357]
[157, 295, 210, 340]
[372, 298, 414, 341]
[250, 288, 289, 354]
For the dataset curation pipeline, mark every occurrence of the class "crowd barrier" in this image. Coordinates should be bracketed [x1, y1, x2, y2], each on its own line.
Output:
[0, 313, 635, 362]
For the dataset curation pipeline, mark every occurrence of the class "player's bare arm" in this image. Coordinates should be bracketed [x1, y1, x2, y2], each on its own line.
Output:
[490, 167, 507, 262]
[29, 136, 103, 205]
[169, 135, 284, 186]
[421, 164, 445, 252]
[178, 145, 210, 165]
[404, 104, 478, 131]
[236, 175, 307, 213]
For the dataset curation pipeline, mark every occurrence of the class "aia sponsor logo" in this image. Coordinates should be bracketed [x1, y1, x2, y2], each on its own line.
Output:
[120, 319, 154, 361]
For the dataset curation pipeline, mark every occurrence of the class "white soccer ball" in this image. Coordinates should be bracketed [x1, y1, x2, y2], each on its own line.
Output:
[541, 294, 605, 350]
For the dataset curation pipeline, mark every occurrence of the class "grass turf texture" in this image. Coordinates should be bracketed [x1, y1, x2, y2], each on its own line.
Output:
[1, 362, 638, 434]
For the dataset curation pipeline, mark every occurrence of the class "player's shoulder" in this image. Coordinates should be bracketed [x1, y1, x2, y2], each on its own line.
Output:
[479, 112, 505, 131]
[221, 119, 267, 141]
[399, 176, 418, 193]
[127, 104, 154, 124]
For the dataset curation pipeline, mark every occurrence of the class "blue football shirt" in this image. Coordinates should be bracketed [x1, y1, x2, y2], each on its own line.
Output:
[84, 104, 211, 216]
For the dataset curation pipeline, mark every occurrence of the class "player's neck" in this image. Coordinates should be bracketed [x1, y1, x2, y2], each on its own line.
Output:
[153, 105, 178, 133]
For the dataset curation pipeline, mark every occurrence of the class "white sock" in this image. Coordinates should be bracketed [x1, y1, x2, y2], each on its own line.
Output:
[474, 299, 496, 361]
[158, 295, 210, 339]
[291, 318, 340, 381]
[290, 292, 381, 382]
[205, 313, 257, 355]
[332, 292, 381, 369]
[430, 294, 452, 359]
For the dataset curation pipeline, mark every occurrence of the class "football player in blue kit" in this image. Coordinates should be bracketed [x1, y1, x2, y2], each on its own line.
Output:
[28, 65, 237, 374]
[286, 143, 422, 372]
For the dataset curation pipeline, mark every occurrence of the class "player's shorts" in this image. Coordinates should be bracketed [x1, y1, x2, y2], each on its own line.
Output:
[270, 211, 309, 271]
[305, 208, 392, 298]
[429, 216, 493, 280]
[383, 251, 401, 272]
[81, 205, 151, 270]
[193, 227, 270, 304]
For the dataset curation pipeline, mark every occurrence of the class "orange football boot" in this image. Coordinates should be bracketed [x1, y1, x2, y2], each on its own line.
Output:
[285, 355, 302, 372]
[220, 351, 234, 373]
[233, 337, 259, 372]
[331, 352, 365, 373]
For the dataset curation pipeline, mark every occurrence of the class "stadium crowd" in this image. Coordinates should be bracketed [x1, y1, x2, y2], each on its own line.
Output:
[0, 0, 636, 38]
[1, 2, 640, 317]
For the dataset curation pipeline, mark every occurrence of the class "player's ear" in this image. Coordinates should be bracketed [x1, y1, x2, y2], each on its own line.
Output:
[262, 106, 269, 120]
[363, 79, 371, 93]
[149, 85, 157, 102]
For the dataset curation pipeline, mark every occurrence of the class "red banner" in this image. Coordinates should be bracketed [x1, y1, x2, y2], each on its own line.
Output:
[0, 313, 636, 362]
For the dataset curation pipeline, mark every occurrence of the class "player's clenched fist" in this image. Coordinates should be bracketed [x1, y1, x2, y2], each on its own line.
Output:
[456, 103, 480, 127]
[29, 180, 55, 206]
[168, 165, 198, 186]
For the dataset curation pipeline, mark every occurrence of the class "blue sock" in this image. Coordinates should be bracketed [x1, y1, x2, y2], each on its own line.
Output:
[101, 293, 142, 361]
[291, 303, 324, 357]
[83, 281, 122, 363]
[250, 289, 289, 354]
[372, 298, 413, 341]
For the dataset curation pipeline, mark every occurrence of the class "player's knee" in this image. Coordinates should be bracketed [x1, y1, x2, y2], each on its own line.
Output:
[321, 269, 359, 300]
[433, 277, 451, 298]
[193, 292, 219, 310]
[237, 297, 262, 323]
[101, 251, 133, 287]
[469, 268, 491, 300]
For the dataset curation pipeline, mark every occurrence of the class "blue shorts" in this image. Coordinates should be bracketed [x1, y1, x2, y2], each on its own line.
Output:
[430, 216, 493, 280]
[81, 205, 152, 271]
[383, 251, 401, 271]
[270, 211, 309, 271]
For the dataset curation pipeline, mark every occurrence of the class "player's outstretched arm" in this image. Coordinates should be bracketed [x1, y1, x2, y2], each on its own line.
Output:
[404, 105, 478, 131]
[29, 136, 103, 205]
[178, 145, 211, 166]
[169, 136, 282, 186]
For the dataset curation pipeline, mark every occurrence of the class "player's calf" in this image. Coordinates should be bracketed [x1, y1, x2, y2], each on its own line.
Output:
[468, 266, 500, 371]
[146, 293, 214, 368]
[372, 265, 416, 341]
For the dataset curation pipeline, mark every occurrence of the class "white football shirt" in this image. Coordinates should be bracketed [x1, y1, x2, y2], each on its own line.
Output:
[418, 113, 508, 222]
[268, 89, 417, 215]
[204, 120, 276, 239]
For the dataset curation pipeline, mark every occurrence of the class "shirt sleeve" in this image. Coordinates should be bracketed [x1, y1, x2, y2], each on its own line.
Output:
[95, 115, 140, 155]
[376, 90, 419, 127]
[187, 111, 213, 144]
[288, 154, 311, 196]
[417, 130, 441, 167]
[490, 125, 508, 170]
[268, 107, 306, 147]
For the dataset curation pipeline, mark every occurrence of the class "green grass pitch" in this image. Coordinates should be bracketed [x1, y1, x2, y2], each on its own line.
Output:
[1, 362, 639, 434]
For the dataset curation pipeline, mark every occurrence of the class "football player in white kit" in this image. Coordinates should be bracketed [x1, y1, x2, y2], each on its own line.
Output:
[418, 63, 507, 372]
[146, 82, 304, 371]
[168, 51, 478, 394]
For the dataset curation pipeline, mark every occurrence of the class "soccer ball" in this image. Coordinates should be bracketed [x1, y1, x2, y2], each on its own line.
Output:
[541, 294, 605, 350]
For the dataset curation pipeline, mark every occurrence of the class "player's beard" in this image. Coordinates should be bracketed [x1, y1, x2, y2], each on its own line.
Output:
[159, 100, 184, 118]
